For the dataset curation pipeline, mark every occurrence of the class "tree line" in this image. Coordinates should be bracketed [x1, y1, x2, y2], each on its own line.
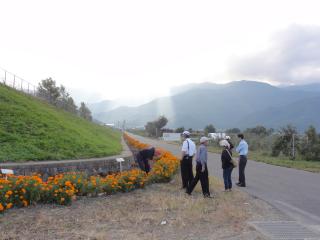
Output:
[37, 78, 92, 121]
[143, 116, 320, 162]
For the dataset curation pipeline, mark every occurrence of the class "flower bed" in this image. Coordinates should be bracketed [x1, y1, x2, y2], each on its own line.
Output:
[123, 133, 180, 183]
[0, 134, 179, 213]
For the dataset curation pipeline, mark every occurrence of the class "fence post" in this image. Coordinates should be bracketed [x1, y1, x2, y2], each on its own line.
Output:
[292, 134, 295, 160]
[4, 71, 6, 84]
[28, 83, 30, 93]
[20, 79, 23, 91]
[13, 75, 16, 88]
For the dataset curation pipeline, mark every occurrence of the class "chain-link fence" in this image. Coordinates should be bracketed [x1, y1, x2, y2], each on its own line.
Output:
[0, 67, 37, 96]
[0, 67, 87, 119]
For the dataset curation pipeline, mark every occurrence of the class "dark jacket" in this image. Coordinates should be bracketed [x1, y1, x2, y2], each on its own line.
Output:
[139, 147, 155, 160]
[221, 149, 233, 169]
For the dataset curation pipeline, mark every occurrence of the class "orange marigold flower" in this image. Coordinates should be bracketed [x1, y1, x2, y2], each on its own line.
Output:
[22, 200, 28, 207]
[6, 203, 13, 209]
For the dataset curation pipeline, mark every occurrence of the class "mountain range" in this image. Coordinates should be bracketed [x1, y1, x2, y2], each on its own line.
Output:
[91, 81, 320, 131]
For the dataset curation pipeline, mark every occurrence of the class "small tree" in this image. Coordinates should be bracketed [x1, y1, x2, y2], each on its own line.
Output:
[272, 125, 298, 158]
[145, 121, 157, 137]
[175, 127, 185, 133]
[226, 128, 241, 134]
[299, 126, 320, 161]
[154, 115, 168, 137]
[145, 115, 168, 137]
[57, 85, 68, 109]
[37, 78, 60, 105]
[245, 125, 269, 136]
[204, 124, 216, 134]
[79, 102, 92, 121]
[66, 97, 78, 114]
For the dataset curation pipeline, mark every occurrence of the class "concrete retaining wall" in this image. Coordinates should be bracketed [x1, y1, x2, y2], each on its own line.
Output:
[0, 137, 133, 180]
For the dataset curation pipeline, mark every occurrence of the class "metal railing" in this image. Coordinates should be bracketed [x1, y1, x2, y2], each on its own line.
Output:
[0, 67, 82, 118]
[0, 67, 37, 96]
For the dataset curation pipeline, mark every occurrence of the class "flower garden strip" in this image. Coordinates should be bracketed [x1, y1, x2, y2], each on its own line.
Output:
[0, 134, 179, 213]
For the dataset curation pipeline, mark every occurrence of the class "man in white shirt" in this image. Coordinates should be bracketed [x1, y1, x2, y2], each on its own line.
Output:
[181, 131, 196, 189]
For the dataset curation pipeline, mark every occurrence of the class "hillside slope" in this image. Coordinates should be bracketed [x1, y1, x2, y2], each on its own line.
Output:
[0, 84, 121, 162]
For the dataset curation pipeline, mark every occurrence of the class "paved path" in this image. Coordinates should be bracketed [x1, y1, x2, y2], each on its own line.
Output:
[132, 134, 320, 228]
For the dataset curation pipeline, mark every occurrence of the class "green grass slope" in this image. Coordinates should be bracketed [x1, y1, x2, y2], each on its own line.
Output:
[0, 84, 122, 162]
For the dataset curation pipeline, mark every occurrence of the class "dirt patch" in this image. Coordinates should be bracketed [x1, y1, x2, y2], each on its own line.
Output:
[0, 175, 287, 240]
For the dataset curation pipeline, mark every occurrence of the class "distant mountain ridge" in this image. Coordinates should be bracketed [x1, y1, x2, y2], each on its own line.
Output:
[280, 83, 320, 93]
[93, 80, 320, 131]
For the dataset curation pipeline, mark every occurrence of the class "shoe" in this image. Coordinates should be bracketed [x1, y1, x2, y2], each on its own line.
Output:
[236, 183, 242, 187]
[237, 183, 246, 187]
[204, 194, 213, 198]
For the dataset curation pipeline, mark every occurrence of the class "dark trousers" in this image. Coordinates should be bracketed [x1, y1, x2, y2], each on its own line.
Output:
[187, 163, 210, 196]
[180, 156, 194, 188]
[143, 158, 150, 173]
[223, 167, 233, 190]
[136, 153, 150, 173]
[238, 155, 247, 186]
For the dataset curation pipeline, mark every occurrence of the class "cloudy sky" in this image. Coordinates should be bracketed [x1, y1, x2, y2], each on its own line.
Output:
[1, 0, 320, 103]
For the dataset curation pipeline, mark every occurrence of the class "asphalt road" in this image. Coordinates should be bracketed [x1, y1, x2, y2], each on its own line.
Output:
[131, 134, 320, 227]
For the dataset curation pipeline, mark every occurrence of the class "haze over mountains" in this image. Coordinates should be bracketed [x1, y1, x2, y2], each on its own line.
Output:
[91, 81, 320, 131]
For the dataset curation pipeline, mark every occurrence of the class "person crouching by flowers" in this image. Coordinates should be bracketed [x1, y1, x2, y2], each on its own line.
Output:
[220, 140, 234, 192]
[136, 147, 160, 173]
[186, 137, 212, 198]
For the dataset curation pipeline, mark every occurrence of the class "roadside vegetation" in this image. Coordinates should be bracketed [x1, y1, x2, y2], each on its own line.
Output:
[129, 124, 320, 173]
[0, 84, 121, 162]
[207, 145, 320, 173]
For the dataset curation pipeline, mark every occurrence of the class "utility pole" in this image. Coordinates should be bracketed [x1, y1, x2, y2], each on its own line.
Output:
[292, 134, 295, 159]
[122, 120, 126, 131]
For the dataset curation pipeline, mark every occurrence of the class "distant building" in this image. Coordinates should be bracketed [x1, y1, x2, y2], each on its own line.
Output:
[208, 132, 226, 140]
[104, 123, 115, 128]
[162, 132, 181, 141]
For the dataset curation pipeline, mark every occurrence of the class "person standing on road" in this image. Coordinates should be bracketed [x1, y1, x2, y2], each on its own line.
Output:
[236, 133, 248, 187]
[186, 137, 211, 197]
[220, 140, 234, 191]
[181, 131, 196, 189]
[225, 135, 234, 151]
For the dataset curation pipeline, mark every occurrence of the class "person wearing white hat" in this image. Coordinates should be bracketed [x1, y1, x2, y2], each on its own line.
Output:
[220, 139, 234, 191]
[181, 131, 196, 189]
[186, 136, 211, 198]
[225, 136, 234, 150]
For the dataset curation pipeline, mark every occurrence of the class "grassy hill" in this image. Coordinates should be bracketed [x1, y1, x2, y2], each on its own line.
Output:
[0, 84, 122, 162]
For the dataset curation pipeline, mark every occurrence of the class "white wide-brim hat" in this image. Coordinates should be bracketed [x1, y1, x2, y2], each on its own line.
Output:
[200, 136, 209, 143]
[182, 131, 190, 136]
[219, 139, 230, 148]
